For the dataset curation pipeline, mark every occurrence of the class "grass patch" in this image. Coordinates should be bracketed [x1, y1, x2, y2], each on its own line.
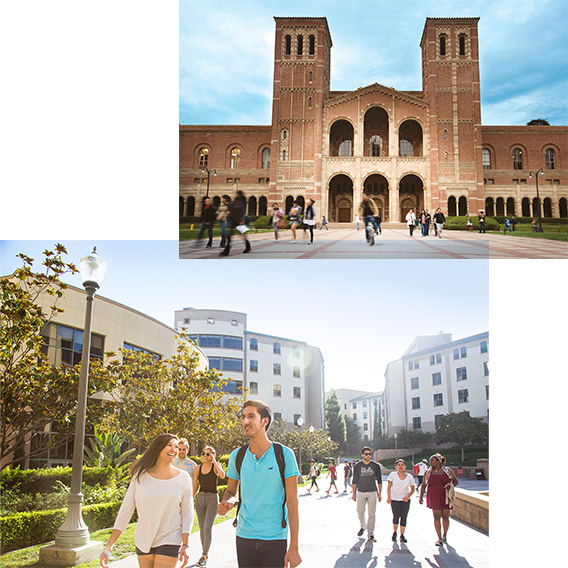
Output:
[0, 509, 237, 568]
[379, 450, 488, 470]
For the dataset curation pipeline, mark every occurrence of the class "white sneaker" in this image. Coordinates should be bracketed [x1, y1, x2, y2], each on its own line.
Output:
[291, 240, 297, 244]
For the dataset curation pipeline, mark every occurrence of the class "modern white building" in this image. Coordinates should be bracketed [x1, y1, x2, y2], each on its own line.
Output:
[384, 331, 489, 435]
[174, 308, 325, 427]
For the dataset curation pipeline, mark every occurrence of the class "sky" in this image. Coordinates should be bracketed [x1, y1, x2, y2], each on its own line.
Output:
[180, 0, 568, 126]
[0, 240, 489, 393]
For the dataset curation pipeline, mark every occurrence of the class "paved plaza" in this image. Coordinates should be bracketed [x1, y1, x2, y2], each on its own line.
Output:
[179, 226, 568, 259]
[112, 477, 488, 568]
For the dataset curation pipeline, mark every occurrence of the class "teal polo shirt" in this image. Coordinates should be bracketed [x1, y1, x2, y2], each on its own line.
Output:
[227, 443, 299, 540]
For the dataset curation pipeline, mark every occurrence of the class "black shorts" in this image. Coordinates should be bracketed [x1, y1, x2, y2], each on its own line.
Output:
[135, 544, 180, 558]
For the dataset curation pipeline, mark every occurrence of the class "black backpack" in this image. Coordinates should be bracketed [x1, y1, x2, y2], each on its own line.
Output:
[232, 442, 288, 529]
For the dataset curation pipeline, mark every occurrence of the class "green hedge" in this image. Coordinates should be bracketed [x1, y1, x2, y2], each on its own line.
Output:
[444, 216, 501, 231]
[490, 216, 567, 225]
[1, 466, 115, 494]
[0, 501, 124, 553]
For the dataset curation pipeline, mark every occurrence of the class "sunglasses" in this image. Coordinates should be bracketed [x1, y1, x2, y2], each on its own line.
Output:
[202, 452, 211, 457]
[363, 452, 372, 456]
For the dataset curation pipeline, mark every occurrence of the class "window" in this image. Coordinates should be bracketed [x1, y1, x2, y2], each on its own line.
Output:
[369, 135, 382, 157]
[456, 367, 468, 381]
[364, 423, 368, 431]
[400, 139, 413, 157]
[293, 386, 301, 399]
[224, 358, 243, 372]
[430, 355, 435, 366]
[293, 366, 300, 378]
[297, 34, 303, 55]
[433, 393, 443, 407]
[262, 148, 271, 169]
[339, 138, 352, 156]
[293, 346, 299, 357]
[250, 337, 258, 351]
[443, 129, 447, 141]
[545, 148, 556, 170]
[412, 417, 422, 430]
[434, 414, 444, 429]
[220, 380, 242, 394]
[273, 384, 282, 397]
[439, 34, 446, 56]
[231, 319, 238, 326]
[480, 341, 488, 353]
[294, 414, 302, 425]
[308, 97, 312, 109]
[309, 70, 313, 83]
[482, 148, 491, 169]
[460, 346, 467, 358]
[273, 363, 281, 375]
[230, 148, 240, 169]
[309, 34, 315, 55]
[226, 178, 233, 184]
[284, 35, 291, 55]
[200, 334, 221, 348]
[363, 400, 367, 407]
[453, 348, 460, 360]
[352, 402, 357, 409]
[411, 377, 419, 390]
[282, 129, 287, 140]
[274, 412, 282, 421]
[486, 179, 494, 184]
[353, 413, 358, 421]
[484, 361, 489, 376]
[458, 389, 469, 403]
[224, 335, 243, 350]
[459, 35, 466, 56]
[414, 360, 419, 369]
[436, 353, 442, 364]
[273, 342, 281, 354]
[40, 323, 105, 367]
[208, 357, 221, 369]
[485, 385, 489, 399]
[408, 361, 414, 370]
[412, 397, 421, 410]
[513, 148, 523, 170]
[432, 372, 442, 386]
[198, 148, 209, 169]
[282, 150, 287, 161]
[520, 178, 526, 184]
[250, 381, 258, 394]
[250, 360, 258, 372]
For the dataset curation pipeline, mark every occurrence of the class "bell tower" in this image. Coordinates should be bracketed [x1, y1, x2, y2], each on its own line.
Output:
[269, 17, 332, 206]
[421, 17, 484, 214]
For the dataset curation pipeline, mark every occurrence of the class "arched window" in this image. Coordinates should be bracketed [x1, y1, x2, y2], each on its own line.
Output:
[282, 150, 287, 161]
[522, 197, 531, 217]
[284, 35, 291, 55]
[339, 138, 352, 156]
[248, 196, 257, 216]
[258, 196, 268, 216]
[485, 197, 494, 216]
[482, 148, 491, 169]
[262, 148, 271, 169]
[308, 97, 312, 109]
[443, 129, 448, 141]
[309, 70, 313, 83]
[543, 198, 552, 217]
[496, 197, 505, 216]
[400, 139, 413, 157]
[513, 148, 523, 170]
[297, 35, 303, 55]
[309, 35, 315, 55]
[230, 148, 240, 169]
[198, 148, 209, 169]
[282, 129, 287, 140]
[448, 196, 457, 216]
[559, 198, 568, 218]
[458, 196, 468, 216]
[444, 151, 448, 162]
[369, 135, 382, 157]
[186, 196, 195, 217]
[459, 35, 466, 56]
[506, 197, 516, 215]
[545, 148, 556, 170]
[440, 35, 446, 56]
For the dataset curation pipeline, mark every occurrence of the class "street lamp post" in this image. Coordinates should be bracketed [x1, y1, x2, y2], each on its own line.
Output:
[309, 425, 314, 460]
[528, 168, 545, 232]
[40, 248, 106, 565]
[394, 433, 398, 451]
[327, 436, 332, 461]
[297, 417, 304, 483]
[201, 166, 217, 198]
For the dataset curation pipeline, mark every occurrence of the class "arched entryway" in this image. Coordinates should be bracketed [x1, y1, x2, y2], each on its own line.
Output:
[522, 197, 530, 217]
[485, 197, 494, 217]
[496, 197, 505, 216]
[458, 196, 468, 216]
[506, 197, 515, 215]
[259, 196, 268, 216]
[328, 174, 354, 222]
[559, 198, 568, 218]
[363, 174, 389, 220]
[330, 120, 354, 156]
[398, 174, 424, 221]
[543, 197, 552, 218]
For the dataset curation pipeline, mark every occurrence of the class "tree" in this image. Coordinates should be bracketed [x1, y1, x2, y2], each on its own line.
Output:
[97, 337, 243, 449]
[371, 406, 383, 449]
[395, 428, 431, 462]
[527, 118, 550, 126]
[344, 416, 362, 454]
[435, 411, 488, 461]
[325, 390, 346, 448]
[0, 245, 116, 468]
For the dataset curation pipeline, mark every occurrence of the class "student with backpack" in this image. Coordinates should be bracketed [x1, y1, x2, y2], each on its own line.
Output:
[307, 459, 320, 492]
[217, 400, 301, 568]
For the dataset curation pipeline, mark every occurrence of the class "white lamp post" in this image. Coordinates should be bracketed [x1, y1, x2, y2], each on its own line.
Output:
[309, 425, 314, 459]
[297, 416, 304, 483]
[394, 432, 398, 451]
[40, 248, 106, 566]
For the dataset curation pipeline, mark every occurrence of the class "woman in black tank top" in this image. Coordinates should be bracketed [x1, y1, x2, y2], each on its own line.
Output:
[192, 445, 225, 567]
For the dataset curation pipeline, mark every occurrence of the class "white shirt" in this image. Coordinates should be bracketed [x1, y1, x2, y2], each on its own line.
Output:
[113, 470, 194, 552]
[406, 211, 416, 225]
[387, 472, 415, 501]
[418, 462, 428, 476]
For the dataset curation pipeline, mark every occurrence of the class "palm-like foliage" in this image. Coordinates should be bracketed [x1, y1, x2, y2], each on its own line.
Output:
[84, 427, 136, 468]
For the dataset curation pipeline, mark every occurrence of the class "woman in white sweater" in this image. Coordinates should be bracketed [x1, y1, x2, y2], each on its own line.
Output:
[100, 433, 193, 568]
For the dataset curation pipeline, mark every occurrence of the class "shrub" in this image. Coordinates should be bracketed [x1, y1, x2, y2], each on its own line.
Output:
[0, 501, 124, 553]
[253, 215, 291, 229]
[444, 216, 501, 231]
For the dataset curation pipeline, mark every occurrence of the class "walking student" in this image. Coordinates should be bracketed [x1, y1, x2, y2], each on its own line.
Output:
[100, 434, 193, 568]
[343, 460, 353, 492]
[419, 453, 459, 546]
[173, 437, 197, 477]
[386, 459, 415, 543]
[217, 400, 301, 568]
[217, 195, 231, 248]
[271, 202, 285, 242]
[303, 198, 316, 244]
[326, 460, 338, 494]
[193, 445, 225, 567]
[406, 208, 416, 236]
[195, 197, 217, 248]
[433, 208, 446, 239]
[352, 447, 382, 542]
[220, 190, 251, 256]
[288, 199, 303, 244]
[307, 459, 320, 492]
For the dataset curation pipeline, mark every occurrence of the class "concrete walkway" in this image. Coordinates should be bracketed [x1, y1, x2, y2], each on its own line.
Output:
[179, 227, 567, 259]
[111, 477, 488, 568]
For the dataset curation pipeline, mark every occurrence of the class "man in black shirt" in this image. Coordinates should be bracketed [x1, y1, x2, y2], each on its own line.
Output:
[196, 197, 217, 248]
[352, 446, 382, 542]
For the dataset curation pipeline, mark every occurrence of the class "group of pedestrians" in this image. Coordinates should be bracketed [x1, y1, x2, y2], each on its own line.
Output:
[101, 399, 302, 568]
[271, 198, 318, 244]
[405, 208, 446, 238]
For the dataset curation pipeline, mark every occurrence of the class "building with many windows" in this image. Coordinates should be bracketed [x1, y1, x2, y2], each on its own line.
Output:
[174, 308, 325, 427]
[384, 331, 489, 435]
[180, 16, 567, 223]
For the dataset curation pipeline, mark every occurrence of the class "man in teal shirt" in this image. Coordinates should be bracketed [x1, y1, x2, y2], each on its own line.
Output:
[218, 400, 301, 568]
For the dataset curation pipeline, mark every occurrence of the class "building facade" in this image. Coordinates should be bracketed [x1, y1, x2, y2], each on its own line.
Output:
[180, 16, 567, 222]
[174, 308, 325, 428]
[384, 331, 489, 435]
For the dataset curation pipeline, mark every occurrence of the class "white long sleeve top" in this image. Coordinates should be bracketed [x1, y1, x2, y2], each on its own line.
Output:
[113, 469, 194, 553]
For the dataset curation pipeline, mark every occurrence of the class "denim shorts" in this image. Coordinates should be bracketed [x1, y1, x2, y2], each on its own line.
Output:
[135, 544, 180, 558]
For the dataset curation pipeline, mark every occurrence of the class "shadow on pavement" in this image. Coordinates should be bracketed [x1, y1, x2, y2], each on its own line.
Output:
[384, 542, 421, 567]
[333, 539, 378, 567]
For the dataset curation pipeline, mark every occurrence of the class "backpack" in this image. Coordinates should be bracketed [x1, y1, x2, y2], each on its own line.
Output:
[316, 467, 321, 476]
[413, 464, 420, 475]
[232, 442, 288, 529]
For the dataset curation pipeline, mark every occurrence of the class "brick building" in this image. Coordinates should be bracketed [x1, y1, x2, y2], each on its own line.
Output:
[179, 17, 568, 222]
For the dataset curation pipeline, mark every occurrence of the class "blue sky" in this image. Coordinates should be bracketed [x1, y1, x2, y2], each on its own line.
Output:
[1, 240, 489, 393]
[180, 0, 568, 126]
